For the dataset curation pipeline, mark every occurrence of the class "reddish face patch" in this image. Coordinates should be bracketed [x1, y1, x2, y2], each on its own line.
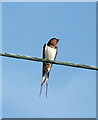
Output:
[50, 39, 59, 46]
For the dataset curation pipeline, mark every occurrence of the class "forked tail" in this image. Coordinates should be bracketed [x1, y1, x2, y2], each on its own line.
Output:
[39, 74, 49, 98]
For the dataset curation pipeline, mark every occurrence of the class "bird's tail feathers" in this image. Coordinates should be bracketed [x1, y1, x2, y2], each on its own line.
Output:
[39, 73, 49, 97]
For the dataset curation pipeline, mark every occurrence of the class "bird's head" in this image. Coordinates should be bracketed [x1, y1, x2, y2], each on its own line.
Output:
[47, 38, 59, 46]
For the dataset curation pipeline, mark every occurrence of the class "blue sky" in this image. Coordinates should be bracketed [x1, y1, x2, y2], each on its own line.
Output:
[2, 2, 96, 118]
[0, 2, 2, 119]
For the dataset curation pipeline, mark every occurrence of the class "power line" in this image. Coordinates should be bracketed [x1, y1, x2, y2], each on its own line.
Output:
[0, 52, 97, 71]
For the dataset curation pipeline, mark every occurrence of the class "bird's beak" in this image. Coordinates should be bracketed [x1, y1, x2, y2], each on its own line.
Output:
[57, 39, 59, 42]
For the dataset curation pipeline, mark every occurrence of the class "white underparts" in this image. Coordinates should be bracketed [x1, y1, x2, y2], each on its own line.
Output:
[45, 45, 56, 60]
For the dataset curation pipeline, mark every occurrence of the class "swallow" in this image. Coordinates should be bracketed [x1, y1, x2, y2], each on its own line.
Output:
[39, 38, 59, 98]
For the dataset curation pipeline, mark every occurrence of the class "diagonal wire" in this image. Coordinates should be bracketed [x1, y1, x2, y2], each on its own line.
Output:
[0, 52, 97, 71]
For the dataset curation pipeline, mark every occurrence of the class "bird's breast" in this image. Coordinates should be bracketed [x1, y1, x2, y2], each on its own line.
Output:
[45, 46, 56, 60]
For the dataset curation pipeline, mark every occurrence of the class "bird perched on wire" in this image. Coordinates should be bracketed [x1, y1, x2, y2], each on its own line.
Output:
[39, 38, 59, 98]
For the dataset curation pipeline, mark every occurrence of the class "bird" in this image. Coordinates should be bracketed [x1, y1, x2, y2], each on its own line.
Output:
[39, 38, 59, 98]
